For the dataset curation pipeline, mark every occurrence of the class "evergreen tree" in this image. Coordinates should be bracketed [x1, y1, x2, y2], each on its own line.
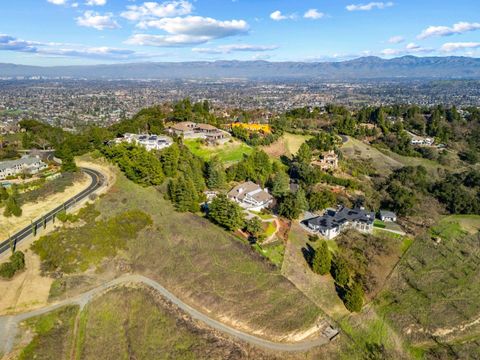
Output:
[343, 281, 364, 312]
[208, 194, 245, 231]
[159, 143, 180, 177]
[278, 193, 302, 220]
[331, 255, 350, 286]
[168, 174, 199, 212]
[295, 187, 309, 211]
[270, 171, 290, 197]
[206, 156, 226, 189]
[60, 148, 78, 173]
[312, 240, 331, 275]
[296, 143, 312, 164]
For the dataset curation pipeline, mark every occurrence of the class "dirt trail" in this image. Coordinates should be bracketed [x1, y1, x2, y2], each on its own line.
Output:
[0, 275, 331, 357]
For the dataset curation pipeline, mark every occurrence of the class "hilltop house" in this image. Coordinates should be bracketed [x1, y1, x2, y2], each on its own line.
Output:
[168, 122, 230, 142]
[0, 155, 48, 180]
[305, 206, 375, 240]
[407, 131, 434, 146]
[312, 150, 339, 171]
[227, 181, 273, 211]
[116, 133, 173, 151]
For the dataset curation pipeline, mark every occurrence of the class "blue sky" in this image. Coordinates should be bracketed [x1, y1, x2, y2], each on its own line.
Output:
[1, 0, 479, 65]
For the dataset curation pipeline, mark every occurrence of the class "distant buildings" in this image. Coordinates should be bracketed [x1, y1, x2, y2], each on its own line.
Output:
[168, 122, 230, 143]
[0, 155, 48, 180]
[115, 133, 173, 151]
[312, 150, 339, 171]
[305, 206, 375, 240]
[227, 181, 273, 211]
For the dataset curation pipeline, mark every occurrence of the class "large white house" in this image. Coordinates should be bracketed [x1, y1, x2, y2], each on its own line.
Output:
[227, 181, 273, 211]
[0, 155, 48, 180]
[115, 133, 173, 151]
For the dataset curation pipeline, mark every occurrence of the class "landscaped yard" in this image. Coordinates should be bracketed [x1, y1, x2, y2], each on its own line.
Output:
[184, 138, 252, 164]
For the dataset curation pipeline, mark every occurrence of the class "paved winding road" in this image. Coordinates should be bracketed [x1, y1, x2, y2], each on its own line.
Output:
[0, 275, 330, 355]
[0, 168, 104, 255]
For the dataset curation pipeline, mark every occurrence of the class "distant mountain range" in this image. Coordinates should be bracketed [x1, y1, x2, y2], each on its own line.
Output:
[1, 56, 480, 80]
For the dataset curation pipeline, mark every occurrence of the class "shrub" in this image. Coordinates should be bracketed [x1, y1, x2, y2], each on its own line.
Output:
[10, 251, 25, 271]
[0, 262, 16, 279]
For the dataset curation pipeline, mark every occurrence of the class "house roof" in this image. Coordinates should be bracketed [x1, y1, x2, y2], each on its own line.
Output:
[306, 206, 374, 231]
[227, 181, 273, 204]
[195, 123, 218, 131]
[0, 156, 44, 171]
[380, 210, 396, 218]
[170, 122, 196, 132]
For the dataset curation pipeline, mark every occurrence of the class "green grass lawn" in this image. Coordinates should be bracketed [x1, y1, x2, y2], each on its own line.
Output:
[253, 241, 285, 267]
[264, 221, 276, 238]
[373, 219, 386, 228]
[184, 139, 252, 164]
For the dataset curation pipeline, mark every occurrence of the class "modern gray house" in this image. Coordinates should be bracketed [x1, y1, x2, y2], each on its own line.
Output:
[305, 206, 375, 240]
[0, 156, 48, 180]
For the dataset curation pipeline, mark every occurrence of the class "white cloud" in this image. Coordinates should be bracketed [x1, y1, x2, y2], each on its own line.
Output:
[76, 11, 120, 30]
[192, 44, 278, 54]
[137, 15, 248, 36]
[346, 2, 394, 11]
[270, 10, 296, 21]
[440, 42, 480, 52]
[388, 35, 404, 44]
[418, 22, 480, 39]
[381, 42, 432, 56]
[47, 0, 68, 5]
[125, 33, 209, 47]
[86, 0, 106, 6]
[121, 1, 193, 21]
[0, 33, 152, 60]
[304, 9, 324, 20]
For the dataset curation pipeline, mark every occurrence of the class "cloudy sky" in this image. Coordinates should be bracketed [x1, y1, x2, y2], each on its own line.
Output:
[1, 0, 479, 65]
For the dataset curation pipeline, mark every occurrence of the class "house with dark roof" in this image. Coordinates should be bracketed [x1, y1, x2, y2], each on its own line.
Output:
[305, 206, 375, 240]
[227, 181, 273, 211]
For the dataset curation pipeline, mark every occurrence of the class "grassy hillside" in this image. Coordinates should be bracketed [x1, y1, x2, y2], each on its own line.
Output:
[262, 133, 311, 158]
[32, 162, 323, 340]
[18, 287, 279, 360]
[377, 215, 480, 358]
[18, 305, 79, 360]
